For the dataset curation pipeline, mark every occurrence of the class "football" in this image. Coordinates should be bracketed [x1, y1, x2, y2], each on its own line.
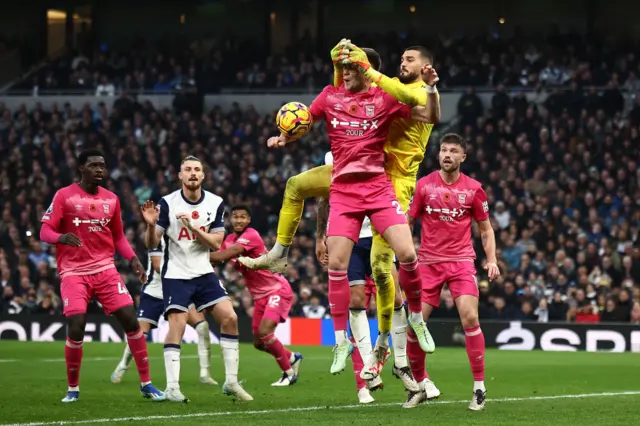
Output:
[276, 102, 313, 138]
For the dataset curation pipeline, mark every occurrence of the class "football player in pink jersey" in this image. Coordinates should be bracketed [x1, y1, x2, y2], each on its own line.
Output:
[211, 205, 303, 387]
[39, 149, 165, 403]
[404, 133, 500, 410]
[265, 47, 436, 378]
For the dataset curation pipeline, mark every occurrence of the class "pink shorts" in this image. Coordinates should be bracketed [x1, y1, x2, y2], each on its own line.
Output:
[365, 276, 376, 311]
[327, 174, 407, 242]
[421, 261, 479, 308]
[252, 287, 293, 334]
[61, 268, 133, 316]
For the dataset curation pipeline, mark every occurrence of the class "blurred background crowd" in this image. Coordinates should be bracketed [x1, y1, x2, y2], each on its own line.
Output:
[1, 0, 639, 325]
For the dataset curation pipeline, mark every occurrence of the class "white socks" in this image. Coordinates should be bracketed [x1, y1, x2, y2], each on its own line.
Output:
[335, 330, 348, 345]
[220, 335, 239, 385]
[349, 309, 372, 362]
[270, 242, 290, 258]
[118, 343, 133, 370]
[375, 332, 390, 349]
[474, 380, 486, 392]
[392, 306, 408, 368]
[195, 321, 211, 378]
[164, 344, 181, 389]
[409, 311, 423, 324]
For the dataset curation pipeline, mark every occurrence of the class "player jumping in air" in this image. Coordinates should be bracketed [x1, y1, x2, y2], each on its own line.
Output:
[404, 133, 500, 410]
[110, 240, 217, 386]
[39, 148, 165, 403]
[210, 205, 303, 387]
[260, 46, 436, 380]
[241, 40, 440, 380]
[142, 156, 252, 403]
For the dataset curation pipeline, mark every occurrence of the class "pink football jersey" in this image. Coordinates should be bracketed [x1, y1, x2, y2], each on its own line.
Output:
[220, 227, 291, 299]
[41, 184, 124, 278]
[309, 85, 411, 181]
[408, 171, 489, 264]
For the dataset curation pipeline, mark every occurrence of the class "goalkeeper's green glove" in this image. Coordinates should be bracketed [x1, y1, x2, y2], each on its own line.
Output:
[342, 44, 371, 72]
[331, 38, 350, 87]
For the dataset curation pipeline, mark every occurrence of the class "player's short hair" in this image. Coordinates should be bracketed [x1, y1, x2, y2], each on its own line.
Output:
[440, 133, 467, 152]
[361, 47, 382, 71]
[78, 148, 105, 166]
[231, 205, 252, 216]
[404, 46, 433, 65]
[181, 155, 203, 167]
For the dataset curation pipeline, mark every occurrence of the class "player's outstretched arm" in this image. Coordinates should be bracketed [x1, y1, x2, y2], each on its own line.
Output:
[342, 44, 423, 107]
[477, 219, 500, 280]
[422, 65, 441, 123]
[210, 245, 245, 264]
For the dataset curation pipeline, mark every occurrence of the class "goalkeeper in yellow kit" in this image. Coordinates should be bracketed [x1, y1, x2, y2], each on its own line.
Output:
[240, 42, 441, 375]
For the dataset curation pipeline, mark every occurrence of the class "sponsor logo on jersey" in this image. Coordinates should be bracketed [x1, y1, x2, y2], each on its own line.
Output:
[238, 238, 251, 245]
[482, 201, 489, 213]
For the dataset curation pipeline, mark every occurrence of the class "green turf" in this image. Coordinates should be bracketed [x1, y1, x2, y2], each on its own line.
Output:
[0, 341, 638, 425]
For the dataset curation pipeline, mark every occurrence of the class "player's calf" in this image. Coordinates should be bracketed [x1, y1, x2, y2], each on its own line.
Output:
[257, 319, 297, 386]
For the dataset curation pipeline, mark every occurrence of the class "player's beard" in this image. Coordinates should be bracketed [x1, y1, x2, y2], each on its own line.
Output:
[440, 160, 459, 173]
[398, 69, 419, 84]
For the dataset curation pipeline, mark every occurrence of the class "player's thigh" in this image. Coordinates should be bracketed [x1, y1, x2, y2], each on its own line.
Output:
[137, 293, 166, 329]
[92, 268, 134, 316]
[380, 223, 415, 263]
[162, 278, 195, 317]
[448, 262, 480, 324]
[252, 297, 268, 336]
[421, 263, 447, 309]
[209, 298, 237, 328]
[186, 304, 206, 327]
[286, 164, 332, 199]
[391, 176, 415, 214]
[326, 235, 356, 270]
[60, 275, 92, 316]
[193, 273, 230, 312]
[258, 291, 293, 335]
[350, 284, 366, 309]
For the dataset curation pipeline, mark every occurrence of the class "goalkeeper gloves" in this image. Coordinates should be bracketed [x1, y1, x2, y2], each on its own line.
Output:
[341, 44, 371, 71]
[331, 38, 351, 66]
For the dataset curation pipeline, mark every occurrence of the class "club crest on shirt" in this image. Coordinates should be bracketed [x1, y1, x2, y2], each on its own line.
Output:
[103, 204, 110, 214]
[365, 105, 375, 117]
[458, 193, 466, 204]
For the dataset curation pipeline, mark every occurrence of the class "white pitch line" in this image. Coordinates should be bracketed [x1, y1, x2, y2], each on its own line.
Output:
[4, 391, 640, 426]
[0, 355, 200, 364]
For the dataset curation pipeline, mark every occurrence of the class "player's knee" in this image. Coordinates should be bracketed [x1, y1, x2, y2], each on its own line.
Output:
[459, 310, 479, 329]
[253, 336, 264, 350]
[349, 287, 366, 309]
[66, 315, 86, 341]
[257, 322, 275, 338]
[219, 310, 238, 331]
[284, 175, 301, 199]
[395, 248, 417, 264]
[328, 258, 348, 271]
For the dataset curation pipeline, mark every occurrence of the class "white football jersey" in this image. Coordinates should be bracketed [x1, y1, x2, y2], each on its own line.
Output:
[143, 243, 163, 299]
[324, 151, 372, 239]
[156, 189, 225, 280]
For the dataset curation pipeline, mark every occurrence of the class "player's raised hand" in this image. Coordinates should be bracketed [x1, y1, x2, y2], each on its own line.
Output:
[176, 213, 195, 231]
[58, 233, 82, 247]
[130, 256, 147, 284]
[422, 64, 440, 87]
[342, 44, 371, 71]
[484, 262, 500, 281]
[140, 200, 159, 225]
[267, 134, 289, 149]
[330, 38, 351, 65]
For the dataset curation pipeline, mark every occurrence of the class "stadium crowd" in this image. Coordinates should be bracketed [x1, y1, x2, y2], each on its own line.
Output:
[1, 61, 640, 325]
[13, 30, 640, 94]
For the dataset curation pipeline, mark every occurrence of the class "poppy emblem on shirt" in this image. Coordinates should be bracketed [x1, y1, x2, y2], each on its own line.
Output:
[365, 105, 375, 117]
[458, 194, 466, 204]
[443, 193, 451, 202]
[192, 211, 200, 220]
[349, 104, 358, 115]
[89, 204, 96, 212]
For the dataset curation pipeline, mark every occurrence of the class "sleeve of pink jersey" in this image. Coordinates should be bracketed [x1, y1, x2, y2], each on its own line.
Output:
[41, 191, 65, 229]
[407, 180, 425, 219]
[471, 187, 490, 222]
[383, 92, 412, 119]
[309, 86, 329, 121]
[237, 229, 262, 252]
